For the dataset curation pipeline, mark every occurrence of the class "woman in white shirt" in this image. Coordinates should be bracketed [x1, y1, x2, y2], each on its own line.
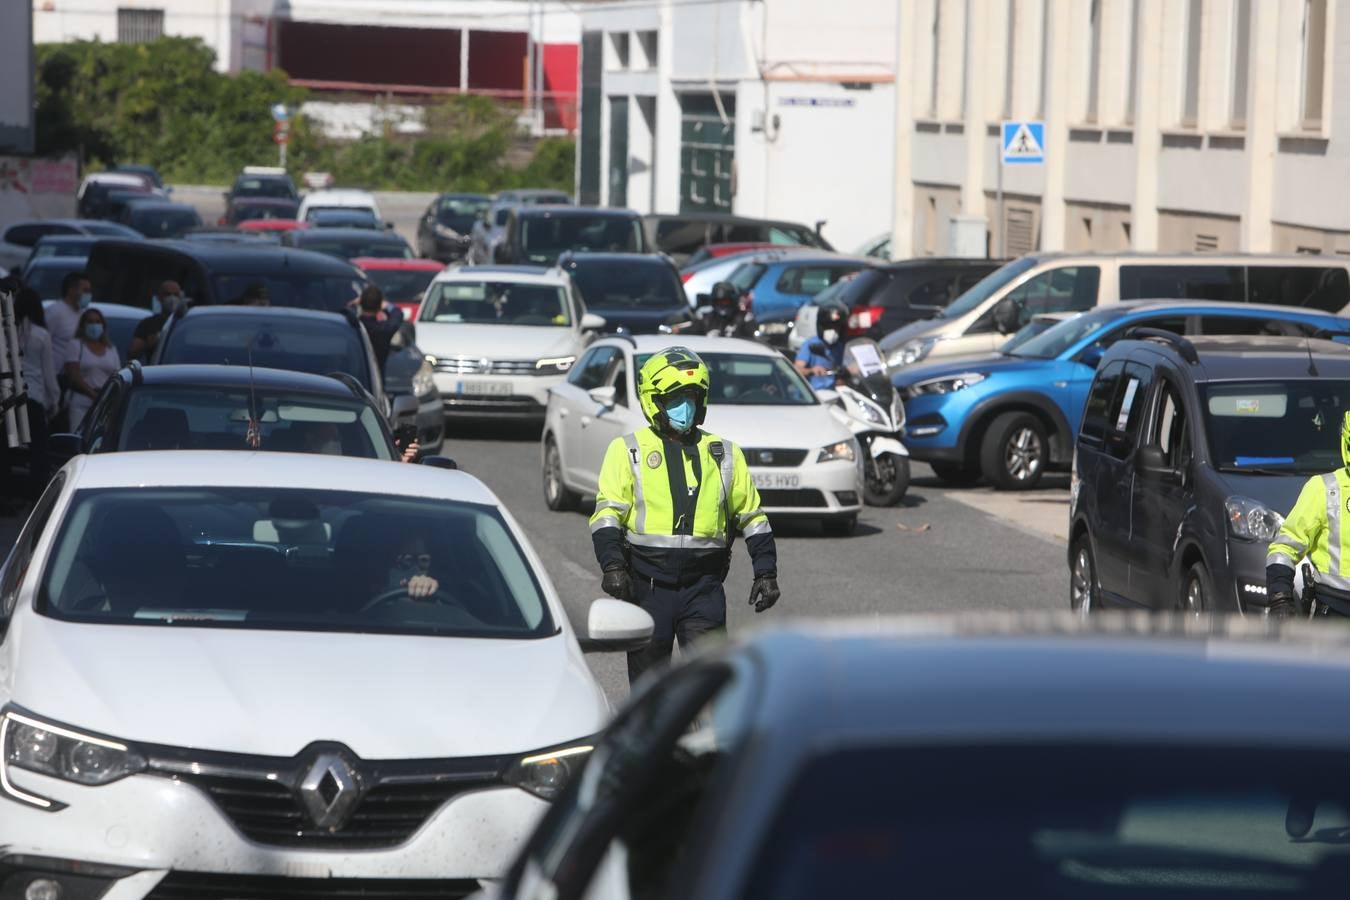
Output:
[64, 308, 120, 432]
[14, 288, 60, 491]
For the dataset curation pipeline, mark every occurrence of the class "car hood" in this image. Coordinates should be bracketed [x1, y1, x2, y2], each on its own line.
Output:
[6, 615, 606, 758]
[416, 323, 580, 362]
[1210, 470, 1309, 514]
[880, 316, 945, 351]
[702, 402, 852, 448]
[587, 306, 689, 335]
[892, 352, 1061, 388]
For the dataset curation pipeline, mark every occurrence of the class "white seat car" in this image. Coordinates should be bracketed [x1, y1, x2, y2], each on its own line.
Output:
[417, 265, 606, 420]
[541, 335, 865, 535]
[297, 188, 384, 226]
[0, 451, 652, 898]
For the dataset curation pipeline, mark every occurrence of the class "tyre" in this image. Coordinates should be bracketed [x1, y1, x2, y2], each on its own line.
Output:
[1181, 561, 1212, 615]
[929, 461, 981, 486]
[980, 411, 1049, 491]
[822, 515, 858, 537]
[1070, 535, 1098, 616]
[542, 438, 580, 511]
[863, 453, 911, 506]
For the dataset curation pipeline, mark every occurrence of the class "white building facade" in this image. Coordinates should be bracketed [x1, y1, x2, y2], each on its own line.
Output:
[894, 0, 1350, 259]
[577, 0, 898, 253]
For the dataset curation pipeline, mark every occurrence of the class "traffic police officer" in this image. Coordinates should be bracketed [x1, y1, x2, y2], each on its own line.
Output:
[1267, 411, 1350, 617]
[590, 346, 780, 682]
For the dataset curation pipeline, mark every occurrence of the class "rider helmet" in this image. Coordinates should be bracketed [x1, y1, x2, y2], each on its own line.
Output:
[637, 346, 711, 436]
[816, 299, 849, 346]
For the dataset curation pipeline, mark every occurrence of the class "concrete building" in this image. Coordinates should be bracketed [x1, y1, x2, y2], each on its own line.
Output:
[576, 0, 897, 253]
[894, 0, 1350, 259]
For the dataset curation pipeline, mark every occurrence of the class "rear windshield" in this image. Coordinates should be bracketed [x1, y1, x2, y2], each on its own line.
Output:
[128, 208, 202, 238]
[570, 262, 685, 309]
[728, 263, 767, 292]
[234, 177, 295, 198]
[519, 216, 643, 264]
[233, 202, 297, 222]
[296, 235, 412, 260]
[437, 196, 490, 225]
[39, 487, 555, 639]
[365, 268, 441, 303]
[113, 386, 390, 459]
[211, 274, 365, 311]
[309, 210, 381, 229]
[940, 256, 1039, 319]
[159, 316, 371, 388]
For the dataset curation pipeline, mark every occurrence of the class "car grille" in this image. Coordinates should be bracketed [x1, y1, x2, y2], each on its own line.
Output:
[443, 396, 544, 412]
[146, 744, 508, 850]
[744, 448, 808, 467]
[758, 488, 828, 508]
[146, 872, 481, 900]
[434, 357, 541, 376]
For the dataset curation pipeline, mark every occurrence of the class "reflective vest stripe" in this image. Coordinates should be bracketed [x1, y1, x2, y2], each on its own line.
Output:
[737, 507, 764, 529]
[590, 516, 620, 534]
[627, 533, 728, 550]
[1272, 536, 1308, 556]
[1324, 473, 1342, 577]
[1267, 550, 1300, 569]
[595, 499, 631, 516]
[742, 518, 772, 538]
[624, 433, 646, 533]
[1316, 571, 1350, 592]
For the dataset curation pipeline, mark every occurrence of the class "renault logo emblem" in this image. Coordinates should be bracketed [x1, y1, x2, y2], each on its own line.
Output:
[298, 752, 361, 830]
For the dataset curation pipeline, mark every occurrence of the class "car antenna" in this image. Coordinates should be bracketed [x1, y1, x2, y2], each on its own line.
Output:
[245, 341, 262, 449]
[1306, 336, 1320, 378]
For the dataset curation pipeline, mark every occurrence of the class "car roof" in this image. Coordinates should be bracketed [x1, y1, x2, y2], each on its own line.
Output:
[514, 205, 637, 219]
[82, 173, 147, 187]
[91, 239, 362, 276]
[643, 212, 812, 228]
[741, 252, 868, 267]
[64, 449, 500, 505]
[126, 363, 366, 396]
[736, 613, 1350, 744]
[230, 197, 297, 207]
[436, 192, 491, 200]
[1017, 250, 1347, 265]
[351, 257, 444, 271]
[561, 252, 670, 266]
[596, 334, 782, 358]
[304, 189, 376, 202]
[1107, 334, 1350, 380]
[32, 234, 98, 245]
[126, 201, 197, 212]
[498, 188, 570, 199]
[293, 227, 402, 241]
[878, 256, 1007, 271]
[178, 305, 356, 326]
[431, 264, 566, 285]
[25, 256, 87, 270]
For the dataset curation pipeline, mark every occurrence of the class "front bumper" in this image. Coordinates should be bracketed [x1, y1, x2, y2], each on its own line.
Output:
[434, 372, 561, 420]
[1221, 539, 1276, 614]
[752, 457, 863, 519]
[0, 767, 548, 895]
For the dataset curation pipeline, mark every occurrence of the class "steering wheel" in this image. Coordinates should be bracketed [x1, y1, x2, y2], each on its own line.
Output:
[360, 586, 457, 613]
[736, 387, 777, 402]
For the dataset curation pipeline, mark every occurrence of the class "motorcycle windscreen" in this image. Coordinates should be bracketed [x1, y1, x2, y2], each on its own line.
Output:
[843, 339, 896, 406]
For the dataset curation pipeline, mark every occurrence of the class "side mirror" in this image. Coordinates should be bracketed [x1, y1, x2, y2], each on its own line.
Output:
[1137, 443, 1180, 483]
[579, 312, 606, 331]
[695, 293, 711, 308]
[385, 221, 397, 231]
[993, 297, 1020, 335]
[1077, 343, 1105, 368]
[578, 598, 654, 653]
[420, 455, 458, 470]
[390, 393, 419, 424]
[49, 432, 83, 462]
[588, 385, 617, 410]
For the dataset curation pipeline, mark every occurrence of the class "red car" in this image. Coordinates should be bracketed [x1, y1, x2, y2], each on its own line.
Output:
[236, 218, 309, 244]
[351, 257, 445, 319]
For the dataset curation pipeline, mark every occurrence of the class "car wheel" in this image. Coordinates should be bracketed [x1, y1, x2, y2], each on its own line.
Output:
[863, 453, 910, 506]
[822, 515, 858, 537]
[981, 411, 1048, 491]
[1070, 535, 1098, 617]
[929, 461, 981, 486]
[543, 438, 580, 511]
[1181, 561, 1211, 616]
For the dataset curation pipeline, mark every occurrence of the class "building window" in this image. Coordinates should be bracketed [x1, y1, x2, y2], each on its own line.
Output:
[635, 30, 658, 70]
[1301, 0, 1328, 130]
[1085, 0, 1103, 123]
[607, 31, 630, 70]
[1230, 0, 1251, 128]
[117, 8, 164, 44]
[1180, 0, 1203, 127]
[1002, 0, 1017, 118]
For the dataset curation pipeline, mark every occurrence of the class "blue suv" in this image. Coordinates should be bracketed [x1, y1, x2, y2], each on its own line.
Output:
[896, 301, 1350, 490]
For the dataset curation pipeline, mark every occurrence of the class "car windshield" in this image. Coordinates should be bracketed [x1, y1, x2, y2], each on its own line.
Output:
[159, 317, 371, 388]
[570, 263, 684, 309]
[420, 281, 570, 326]
[494, 208, 511, 226]
[438, 197, 489, 225]
[297, 235, 411, 260]
[1203, 379, 1350, 475]
[235, 178, 295, 199]
[636, 352, 816, 405]
[365, 268, 441, 303]
[310, 210, 381, 229]
[519, 216, 643, 264]
[728, 263, 767, 292]
[744, 744, 1350, 899]
[33, 240, 93, 259]
[1006, 308, 1118, 358]
[114, 386, 391, 458]
[940, 256, 1040, 319]
[38, 487, 555, 639]
[24, 265, 81, 300]
[211, 274, 365, 311]
[306, 206, 376, 224]
[81, 221, 136, 237]
[128, 207, 202, 238]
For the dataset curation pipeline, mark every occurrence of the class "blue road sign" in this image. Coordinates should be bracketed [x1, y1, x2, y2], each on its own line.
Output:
[271, 103, 290, 123]
[1001, 121, 1045, 165]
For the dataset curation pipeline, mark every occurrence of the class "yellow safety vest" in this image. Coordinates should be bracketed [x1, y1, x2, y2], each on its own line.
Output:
[1268, 468, 1350, 591]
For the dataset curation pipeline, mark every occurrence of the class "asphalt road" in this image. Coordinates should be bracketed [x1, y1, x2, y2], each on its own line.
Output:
[445, 423, 1067, 701]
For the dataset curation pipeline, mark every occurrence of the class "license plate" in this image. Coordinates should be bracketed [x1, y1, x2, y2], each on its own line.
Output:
[753, 472, 800, 490]
[760, 322, 790, 335]
[457, 380, 511, 396]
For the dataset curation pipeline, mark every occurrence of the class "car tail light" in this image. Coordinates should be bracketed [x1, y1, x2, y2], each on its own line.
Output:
[848, 304, 883, 335]
[742, 290, 755, 311]
[681, 271, 695, 283]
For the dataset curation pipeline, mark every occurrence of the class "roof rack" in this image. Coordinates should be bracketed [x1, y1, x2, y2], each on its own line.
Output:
[327, 371, 369, 400]
[1128, 327, 1199, 364]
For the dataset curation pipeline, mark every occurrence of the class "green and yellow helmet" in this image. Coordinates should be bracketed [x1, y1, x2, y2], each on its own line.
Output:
[637, 346, 711, 431]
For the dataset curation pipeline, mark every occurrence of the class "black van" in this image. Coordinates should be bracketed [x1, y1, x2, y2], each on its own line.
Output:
[643, 212, 832, 264]
[1069, 332, 1350, 615]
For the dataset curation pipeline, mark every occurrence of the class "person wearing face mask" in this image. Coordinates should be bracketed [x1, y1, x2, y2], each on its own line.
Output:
[794, 299, 849, 391]
[63, 308, 120, 431]
[46, 269, 92, 365]
[590, 347, 780, 685]
[128, 280, 185, 362]
[385, 535, 440, 600]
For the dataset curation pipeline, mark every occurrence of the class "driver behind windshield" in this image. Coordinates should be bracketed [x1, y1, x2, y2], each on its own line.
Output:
[386, 535, 440, 600]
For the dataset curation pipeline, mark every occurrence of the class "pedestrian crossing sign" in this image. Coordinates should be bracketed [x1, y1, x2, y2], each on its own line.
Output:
[1001, 121, 1045, 164]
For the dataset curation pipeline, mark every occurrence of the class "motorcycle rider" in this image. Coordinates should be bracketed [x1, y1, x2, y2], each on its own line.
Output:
[794, 300, 848, 390]
[589, 346, 780, 684]
[693, 281, 756, 338]
[1266, 411, 1350, 617]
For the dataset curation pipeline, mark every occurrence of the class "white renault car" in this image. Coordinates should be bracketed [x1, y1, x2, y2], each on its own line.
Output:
[418, 265, 606, 420]
[297, 188, 383, 225]
[541, 335, 865, 535]
[0, 452, 651, 898]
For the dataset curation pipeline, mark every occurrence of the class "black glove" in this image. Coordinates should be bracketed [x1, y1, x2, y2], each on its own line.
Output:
[749, 575, 780, 613]
[1269, 591, 1298, 619]
[601, 565, 633, 603]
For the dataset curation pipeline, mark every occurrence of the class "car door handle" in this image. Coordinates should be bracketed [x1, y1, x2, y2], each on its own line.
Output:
[558, 407, 569, 418]
[581, 415, 593, 427]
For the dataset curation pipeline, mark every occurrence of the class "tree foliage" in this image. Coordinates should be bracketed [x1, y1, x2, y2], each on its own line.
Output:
[35, 37, 575, 193]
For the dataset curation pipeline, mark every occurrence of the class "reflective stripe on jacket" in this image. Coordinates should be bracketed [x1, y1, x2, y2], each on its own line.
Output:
[1268, 469, 1350, 592]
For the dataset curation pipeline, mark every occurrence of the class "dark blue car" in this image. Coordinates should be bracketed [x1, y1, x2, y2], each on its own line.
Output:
[897, 301, 1350, 490]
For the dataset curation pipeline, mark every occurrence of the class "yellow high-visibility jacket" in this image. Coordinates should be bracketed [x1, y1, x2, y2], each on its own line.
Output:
[1268, 469, 1350, 592]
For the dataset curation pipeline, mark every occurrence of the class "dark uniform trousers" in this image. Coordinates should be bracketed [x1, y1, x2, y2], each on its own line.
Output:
[627, 572, 727, 682]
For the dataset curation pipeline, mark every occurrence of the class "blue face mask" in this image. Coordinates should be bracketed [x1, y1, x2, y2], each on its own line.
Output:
[85, 323, 104, 341]
[79, 292, 92, 310]
[664, 396, 697, 433]
[151, 295, 161, 315]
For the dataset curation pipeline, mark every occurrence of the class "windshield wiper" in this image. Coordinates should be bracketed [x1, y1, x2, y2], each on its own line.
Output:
[1216, 465, 1300, 476]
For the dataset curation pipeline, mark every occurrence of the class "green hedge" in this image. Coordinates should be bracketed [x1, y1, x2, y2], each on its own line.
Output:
[35, 37, 575, 193]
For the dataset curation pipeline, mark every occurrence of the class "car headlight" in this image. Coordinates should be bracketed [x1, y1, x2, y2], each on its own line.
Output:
[503, 741, 594, 801]
[412, 359, 436, 398]
[909, 372, 987, 396]
[536, 355, 576, 374]
[1225, 496, 1284, 542]
[888, 337, 941, 368]
[1, 708, 146, 810]
[816, 440, 857, 463]
[433, 223, 461, 239]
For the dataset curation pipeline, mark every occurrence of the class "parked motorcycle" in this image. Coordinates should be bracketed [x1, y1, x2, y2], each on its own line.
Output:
[821, 338, 910, 506]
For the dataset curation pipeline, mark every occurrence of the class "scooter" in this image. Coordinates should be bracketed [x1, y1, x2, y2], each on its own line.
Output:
[820, 338, 910, 506]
